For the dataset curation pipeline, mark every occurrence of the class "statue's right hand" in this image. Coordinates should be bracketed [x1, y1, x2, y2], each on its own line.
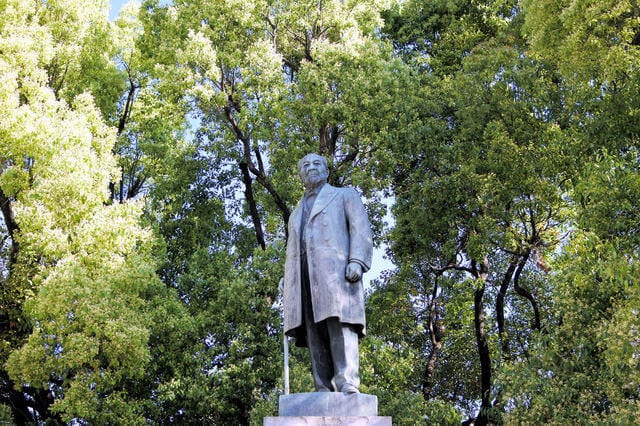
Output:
[345, 262, 363, 283]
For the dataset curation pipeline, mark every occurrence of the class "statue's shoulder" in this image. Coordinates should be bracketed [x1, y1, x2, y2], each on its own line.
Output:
[325, 184, 356, 194]
[335, 185, 360, 198]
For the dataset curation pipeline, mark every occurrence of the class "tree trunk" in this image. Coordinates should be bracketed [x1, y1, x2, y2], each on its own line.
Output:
[319, 124, 341, 157]
[496, 257, 519, 359]
[0, 188, 19, 267]
[239, 161, 266, 250]
[473, 258, 492, 426]
[112, 75, 137, 203]
[513, 251, 541, 331]
[422, 277, 443, 400]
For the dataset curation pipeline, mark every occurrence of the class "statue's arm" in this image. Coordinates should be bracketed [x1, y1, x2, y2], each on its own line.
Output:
[344, 188, 373, 272]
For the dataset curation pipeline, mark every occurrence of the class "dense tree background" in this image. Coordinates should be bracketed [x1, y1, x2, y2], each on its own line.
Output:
[0, 0, 638, 424]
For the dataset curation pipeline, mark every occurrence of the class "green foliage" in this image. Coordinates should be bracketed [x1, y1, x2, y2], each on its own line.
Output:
[0, 85, 185, 422]
[501, 233, 640, 424]
[0, 404, 12, 425]
[383, 0, 517, 74]
[197, 246, 283, 423]
[522, 0, 640, 81]
[495, 1, 640, 423]
[360, 336, 428, 422]
[372, 0, 637, 422]
[249, 388, 279, 425]
[136, 0, 417, 241]
[0, 0, 194, 422]
[378, 20, 566, 416]
[1, 0, 639, 423]
[135, 243, 285, 424]
[575, 150, 640, 249]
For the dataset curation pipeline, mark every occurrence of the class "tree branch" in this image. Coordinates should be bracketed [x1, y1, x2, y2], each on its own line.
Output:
[0, 187, 19, 267]
[422, 275, 443, 401]
[239, 161, 266, 250]
[223, 98, 291, 237]
[473, 257, 492, 426]
[496, 256, 519, 360]
[513, 250, 541, 331]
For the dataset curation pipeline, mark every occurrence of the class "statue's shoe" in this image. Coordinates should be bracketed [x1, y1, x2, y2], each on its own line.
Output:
[340, 383, 359, 394]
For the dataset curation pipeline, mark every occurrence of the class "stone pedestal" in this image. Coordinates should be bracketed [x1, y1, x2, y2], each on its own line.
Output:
[280, 392, 378, 416]
[263, 393, 392, 426]
[264, 415, 391, 425]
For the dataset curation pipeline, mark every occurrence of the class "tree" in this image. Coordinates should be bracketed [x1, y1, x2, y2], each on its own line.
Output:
[500, 1, 640, 422]
[383, 0, 514, 74]
[2, 0, 637, 423]
[137, 0, 414, 243]
[376, 1, 572, 423]
[0, 1, 192, 422]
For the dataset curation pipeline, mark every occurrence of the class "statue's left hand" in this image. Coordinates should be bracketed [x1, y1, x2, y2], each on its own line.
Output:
[345, 262, 363, 283]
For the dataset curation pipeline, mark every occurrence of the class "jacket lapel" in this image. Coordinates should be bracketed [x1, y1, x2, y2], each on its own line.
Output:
[291, 204, 303, 236]
[309, 184, 338, 220]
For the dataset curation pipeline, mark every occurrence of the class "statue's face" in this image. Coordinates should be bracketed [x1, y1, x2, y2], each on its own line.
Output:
[299, 154, 328, 189]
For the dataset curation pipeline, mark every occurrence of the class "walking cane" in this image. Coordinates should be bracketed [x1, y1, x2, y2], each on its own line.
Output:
[283, 329, 290, 395]
[279, 278, 290, 395]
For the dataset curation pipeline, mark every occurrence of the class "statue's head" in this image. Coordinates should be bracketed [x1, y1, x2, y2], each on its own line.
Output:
[298, 153, 329, 190]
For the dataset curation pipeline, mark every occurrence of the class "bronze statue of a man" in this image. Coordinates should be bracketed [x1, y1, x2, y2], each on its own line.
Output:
[283, 153, 373, 394]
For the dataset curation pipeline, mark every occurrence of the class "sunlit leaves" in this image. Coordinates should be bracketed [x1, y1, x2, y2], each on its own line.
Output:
[0, 81, 166, 419]
[0, 1, 192, 422]
[522, 0, 640, 81]
[574, 150, 640, 249]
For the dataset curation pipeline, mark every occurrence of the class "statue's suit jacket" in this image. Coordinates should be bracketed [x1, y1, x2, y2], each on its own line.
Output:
[284, 184, 373, 346]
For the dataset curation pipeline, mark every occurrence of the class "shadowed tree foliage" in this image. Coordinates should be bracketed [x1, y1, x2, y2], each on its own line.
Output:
[373, 0, 639, 423]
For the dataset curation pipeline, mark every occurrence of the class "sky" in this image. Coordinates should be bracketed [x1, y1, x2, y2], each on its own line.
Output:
[109, 0, 132, 21]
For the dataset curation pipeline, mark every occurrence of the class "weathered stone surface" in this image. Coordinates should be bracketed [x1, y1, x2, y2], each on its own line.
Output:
[284, 153, 373, 392]
[278, 392, 378, 417]
[263, 416, 392, 426]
